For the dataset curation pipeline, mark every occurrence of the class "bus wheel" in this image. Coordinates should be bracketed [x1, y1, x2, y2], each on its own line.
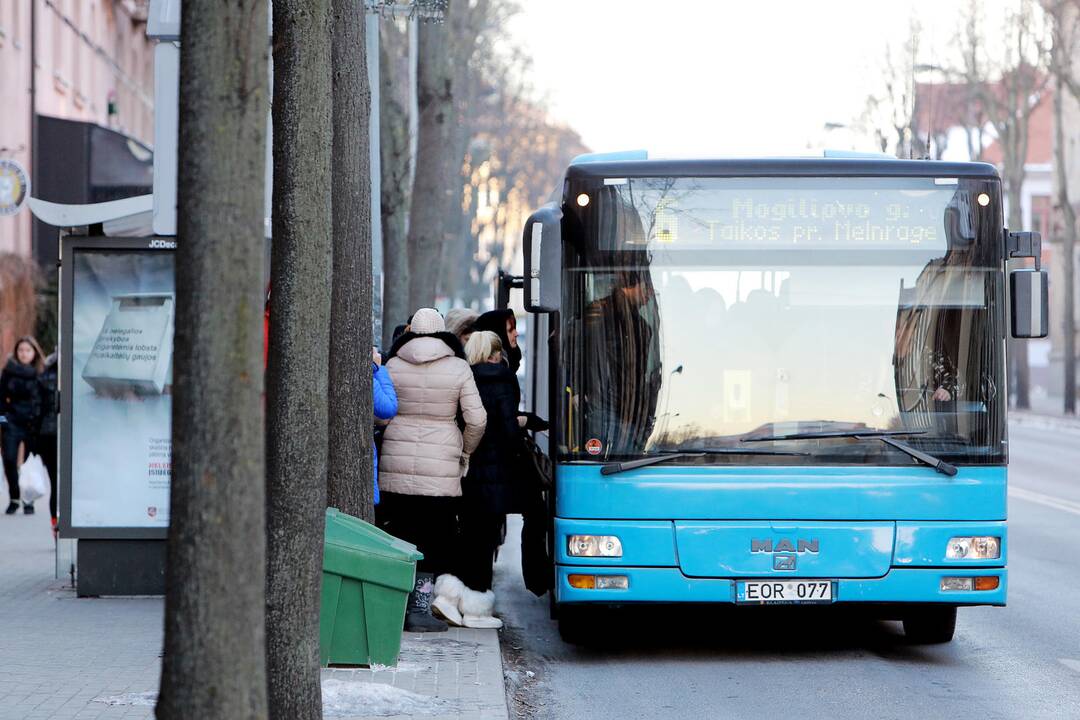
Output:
[902, 606, 957, 644]
[557, 606, 594, 645]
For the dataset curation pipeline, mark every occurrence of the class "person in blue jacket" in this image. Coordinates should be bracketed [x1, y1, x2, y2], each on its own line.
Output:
[372, 347, 398, 504]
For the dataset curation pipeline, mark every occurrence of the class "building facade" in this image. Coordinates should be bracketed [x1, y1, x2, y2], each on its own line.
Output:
[0, 0, 154, 257]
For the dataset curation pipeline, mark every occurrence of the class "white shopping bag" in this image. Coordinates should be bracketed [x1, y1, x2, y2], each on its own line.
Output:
[18, 453, 50, 503]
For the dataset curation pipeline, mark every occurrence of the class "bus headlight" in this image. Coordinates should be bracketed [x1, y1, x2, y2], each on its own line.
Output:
[945, 536, 1001, 560]
[567, 535, 623, 557]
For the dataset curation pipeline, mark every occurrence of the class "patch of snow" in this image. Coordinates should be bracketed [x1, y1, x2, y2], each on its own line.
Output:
[92, 678, 456, 717]
[93, 691, 158, 707]
[322, 678, 454, 718]
[367, 660, 426, 673]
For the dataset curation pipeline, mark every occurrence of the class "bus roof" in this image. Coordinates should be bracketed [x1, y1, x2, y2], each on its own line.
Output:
[565, 157, 1000, 181]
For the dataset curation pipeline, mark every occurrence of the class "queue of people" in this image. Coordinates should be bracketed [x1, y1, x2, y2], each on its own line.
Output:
[373, 306, 544, 632]
[1, 305, 535, 632]
[1, 336, 59, 536]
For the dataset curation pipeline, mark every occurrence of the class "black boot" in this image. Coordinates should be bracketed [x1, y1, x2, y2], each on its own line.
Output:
[5, 501, 18, 515]
[404, 572, 448, 633]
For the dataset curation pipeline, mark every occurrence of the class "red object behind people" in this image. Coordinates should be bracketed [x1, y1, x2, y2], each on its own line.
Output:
[264, 283, 270, 367]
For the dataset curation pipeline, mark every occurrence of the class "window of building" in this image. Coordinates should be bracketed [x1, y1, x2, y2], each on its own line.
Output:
[52, 0, 68, 92]
[88, 2, 97, 110]
[11, 0, 21, 47]
[1031, 195, 1051, 239]
[73, 0, 85, 106]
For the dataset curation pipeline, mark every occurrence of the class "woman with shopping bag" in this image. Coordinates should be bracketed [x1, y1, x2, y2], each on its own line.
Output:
[1, 337, 44, 515]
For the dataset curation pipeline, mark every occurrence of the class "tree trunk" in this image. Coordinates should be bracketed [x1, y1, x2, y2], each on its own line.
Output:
[1055, 73, 1078, 414]
[380, 25, 411, 348]
[436, 118, 473, 303]
[158, 2, 269, 719]
[327, 0, 375, 521]
[406, 4, 454, 311]
[267, 1, 333, 718]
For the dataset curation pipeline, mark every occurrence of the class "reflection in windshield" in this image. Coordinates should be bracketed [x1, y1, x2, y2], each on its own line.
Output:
[562, 176, 1005, 465]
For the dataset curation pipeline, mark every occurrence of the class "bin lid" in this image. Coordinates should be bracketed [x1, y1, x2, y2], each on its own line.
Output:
[323, 508, 423, 590]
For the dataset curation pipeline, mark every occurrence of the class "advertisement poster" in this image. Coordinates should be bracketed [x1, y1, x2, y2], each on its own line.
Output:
[70, 250, 174, 529]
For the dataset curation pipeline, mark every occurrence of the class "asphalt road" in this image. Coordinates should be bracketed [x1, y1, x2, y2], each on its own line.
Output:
[494, 420, 1080, 720]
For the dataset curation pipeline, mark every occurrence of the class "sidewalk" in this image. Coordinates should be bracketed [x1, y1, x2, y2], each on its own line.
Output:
[0, 501, 509, 720]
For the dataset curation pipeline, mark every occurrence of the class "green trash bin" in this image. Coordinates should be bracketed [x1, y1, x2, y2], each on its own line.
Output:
[320, 507, 423, 667]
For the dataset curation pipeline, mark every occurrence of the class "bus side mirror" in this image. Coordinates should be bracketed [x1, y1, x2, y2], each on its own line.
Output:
[1005, 229, 1048, 338]
[1010, 269, 1048, 338]
[523, 203, 562, 313]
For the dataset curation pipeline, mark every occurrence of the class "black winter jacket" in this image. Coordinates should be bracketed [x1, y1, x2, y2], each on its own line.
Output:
[0, 357, 43, 434]
[39, 354, 58, 437]
[463, 362, 525, 515]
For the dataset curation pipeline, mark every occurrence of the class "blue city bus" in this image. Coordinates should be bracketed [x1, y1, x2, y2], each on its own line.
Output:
[514, 152, 1048, 644]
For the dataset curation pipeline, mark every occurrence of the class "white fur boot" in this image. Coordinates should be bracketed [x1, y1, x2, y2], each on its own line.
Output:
[459, 588, 503, 629]
[431, 574, 465, 626]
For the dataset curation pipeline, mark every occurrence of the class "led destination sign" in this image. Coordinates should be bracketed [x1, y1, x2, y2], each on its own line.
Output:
[608, 178, 964, 252]
[711, 196, 942, 246]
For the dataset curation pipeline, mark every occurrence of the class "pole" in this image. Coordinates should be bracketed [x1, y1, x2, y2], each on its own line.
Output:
[1055, 72, 1078, 414]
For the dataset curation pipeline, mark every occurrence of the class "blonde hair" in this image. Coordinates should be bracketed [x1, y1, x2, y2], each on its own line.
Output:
[465, 330, 502, 366]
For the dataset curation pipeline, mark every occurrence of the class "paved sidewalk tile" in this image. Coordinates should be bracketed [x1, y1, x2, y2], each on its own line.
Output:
[327, 628, 509, 720]
[0, 502, 161, 720]
[1, 490, 509, 720]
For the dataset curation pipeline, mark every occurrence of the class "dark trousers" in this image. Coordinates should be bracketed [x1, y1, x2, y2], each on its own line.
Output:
[1, 425, 33, 504]
[38, 434, 58, 519]
[375, 492, 459, 578]
[457, 507, 506, 592]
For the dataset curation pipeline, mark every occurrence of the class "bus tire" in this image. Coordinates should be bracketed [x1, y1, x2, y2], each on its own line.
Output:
[557, 606, 593, 645]
[902, 606, 957, 644]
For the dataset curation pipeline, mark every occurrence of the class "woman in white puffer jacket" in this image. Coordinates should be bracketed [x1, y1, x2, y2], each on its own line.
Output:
[378, 308, 486, 632]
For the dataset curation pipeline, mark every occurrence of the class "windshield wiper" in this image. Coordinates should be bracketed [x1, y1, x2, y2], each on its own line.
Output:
[601, 448, 808, 476]
[742, 428, 927, 441]
[742, 429, 957, 476]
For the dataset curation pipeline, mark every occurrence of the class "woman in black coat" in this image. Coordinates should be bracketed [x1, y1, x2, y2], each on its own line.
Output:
[1, 337, 45, 514]
[458, 330, 526, 593]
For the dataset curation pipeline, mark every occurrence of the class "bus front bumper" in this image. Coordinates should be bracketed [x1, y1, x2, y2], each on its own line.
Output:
[555, 565, 1007, 606]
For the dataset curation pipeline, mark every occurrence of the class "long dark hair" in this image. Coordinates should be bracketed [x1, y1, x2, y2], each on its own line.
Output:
[13, 336, 45, 373]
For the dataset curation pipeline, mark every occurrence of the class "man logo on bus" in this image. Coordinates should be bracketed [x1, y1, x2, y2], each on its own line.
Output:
[585, 438, 602, 456]
[750, 538, 819, 554]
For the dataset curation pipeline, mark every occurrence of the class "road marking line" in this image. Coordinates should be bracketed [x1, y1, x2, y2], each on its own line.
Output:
[1009, 486, 1080, 517]
[1059, 659, 1080, 675]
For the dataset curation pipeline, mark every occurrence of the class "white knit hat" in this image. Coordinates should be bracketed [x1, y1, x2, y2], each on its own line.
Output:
[410, 307, 445, 335]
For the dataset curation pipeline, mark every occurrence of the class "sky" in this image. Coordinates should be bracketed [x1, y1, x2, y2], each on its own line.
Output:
[507, 0, 985, 158]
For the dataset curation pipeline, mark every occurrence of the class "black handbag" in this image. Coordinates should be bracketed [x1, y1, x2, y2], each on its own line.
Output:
[519, 432, 552, 489]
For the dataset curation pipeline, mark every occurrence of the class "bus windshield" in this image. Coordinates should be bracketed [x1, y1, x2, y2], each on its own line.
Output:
[561, 175, 1006, 466]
